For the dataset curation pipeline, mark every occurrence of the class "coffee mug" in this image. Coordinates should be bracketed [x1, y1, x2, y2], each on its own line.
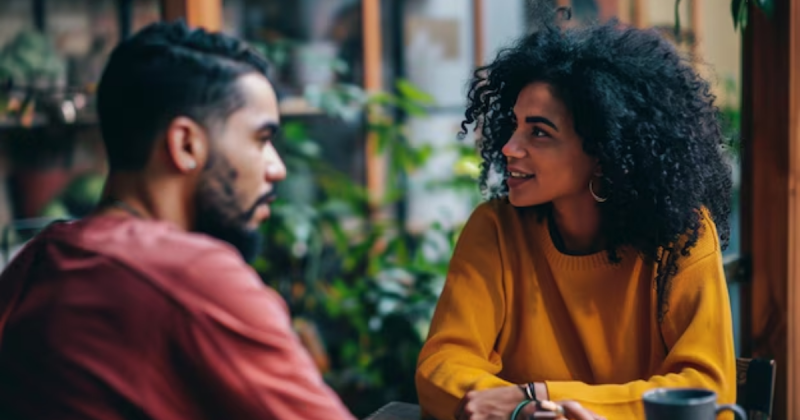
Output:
[642, 388, 747, 420]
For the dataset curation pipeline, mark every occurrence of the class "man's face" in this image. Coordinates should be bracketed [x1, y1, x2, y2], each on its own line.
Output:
[194, 73, 285, 262]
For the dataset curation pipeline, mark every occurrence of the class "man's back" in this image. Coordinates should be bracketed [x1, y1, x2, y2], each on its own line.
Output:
[0, 215, 353, 420]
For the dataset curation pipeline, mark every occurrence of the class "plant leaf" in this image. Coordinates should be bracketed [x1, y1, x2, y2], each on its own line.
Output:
[396, 79, 435, 105]
[739, 0, 749, 30]
[756, 0, 774, 18]
[731, 0, 743, 29]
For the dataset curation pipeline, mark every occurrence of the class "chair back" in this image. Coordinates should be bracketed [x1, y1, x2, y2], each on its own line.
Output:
[364, 402, 421, 420]
[736, 357, 777, 420]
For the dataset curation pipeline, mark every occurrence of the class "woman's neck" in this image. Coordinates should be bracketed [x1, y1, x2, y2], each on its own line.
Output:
[549, 199, 604, 255]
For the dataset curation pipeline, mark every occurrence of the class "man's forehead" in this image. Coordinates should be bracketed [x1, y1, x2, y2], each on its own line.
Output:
[235, 73, 280, 123]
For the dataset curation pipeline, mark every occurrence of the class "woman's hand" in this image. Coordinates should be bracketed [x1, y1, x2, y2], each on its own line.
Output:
[524, 401, 605, 420]
[456, 386, 604, 420]
[456, 386, 526, 420]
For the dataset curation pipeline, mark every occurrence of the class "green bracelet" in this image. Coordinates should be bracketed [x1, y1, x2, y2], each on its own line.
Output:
[510, 399, 533, 420]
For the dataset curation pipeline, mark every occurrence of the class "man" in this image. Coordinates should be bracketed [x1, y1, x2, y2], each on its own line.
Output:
[0, 20, 355, 420]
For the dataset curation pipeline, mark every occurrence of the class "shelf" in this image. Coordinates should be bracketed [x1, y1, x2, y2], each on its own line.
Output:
[0, 96, 326, 131]
[0, 115, 98, 130]
[279, 96, 325, 117]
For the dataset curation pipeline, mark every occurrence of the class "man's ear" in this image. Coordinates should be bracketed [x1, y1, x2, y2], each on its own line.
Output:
[164, 116, 209, 173]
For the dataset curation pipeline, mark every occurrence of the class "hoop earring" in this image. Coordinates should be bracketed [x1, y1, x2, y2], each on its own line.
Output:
[589, 179, 608, 203]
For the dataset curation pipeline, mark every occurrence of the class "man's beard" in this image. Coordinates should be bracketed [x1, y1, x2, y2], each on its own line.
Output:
[194, 157, 273, 263]
[194, 204, 263, 263]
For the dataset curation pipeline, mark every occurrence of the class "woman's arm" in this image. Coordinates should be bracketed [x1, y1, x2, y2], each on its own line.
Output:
[542, 248, 737, 419]
[415, 203, 515, 420]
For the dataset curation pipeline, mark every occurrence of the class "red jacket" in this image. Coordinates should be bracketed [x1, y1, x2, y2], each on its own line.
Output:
[0, 215, 355, 420]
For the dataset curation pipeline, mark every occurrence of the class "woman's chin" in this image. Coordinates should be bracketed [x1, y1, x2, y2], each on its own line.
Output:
[507, 192, 544, 208]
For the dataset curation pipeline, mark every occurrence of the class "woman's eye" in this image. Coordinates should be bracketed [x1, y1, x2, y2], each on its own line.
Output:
[531, 127, 549, 137]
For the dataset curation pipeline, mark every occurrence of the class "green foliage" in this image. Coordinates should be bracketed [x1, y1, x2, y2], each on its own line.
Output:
[674, 0, 683, 41]
[672, 0, 773, 33]
[718, 76, 742, 158]
[251, 41, 480, 417]
[0, 30, 66, 85]
[730, 0, 773, 30]
[720, 105, 741, 157]
[0, 30, 67, 118]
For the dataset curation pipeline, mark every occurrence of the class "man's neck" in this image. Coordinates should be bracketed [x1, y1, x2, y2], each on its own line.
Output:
[98, 172, 192, 231]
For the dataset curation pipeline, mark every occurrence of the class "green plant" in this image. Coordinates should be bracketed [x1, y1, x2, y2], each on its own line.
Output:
[250, 41, 480, 417]
[670, 0, 772, 34]
[0, 30, 66, 120]
[717, 75, 742, 158]
[0, 30, 65, 86]
[731, 0, 773, 30]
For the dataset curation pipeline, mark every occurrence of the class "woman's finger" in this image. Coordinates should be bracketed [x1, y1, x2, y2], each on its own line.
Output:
[560, 401, 602, 420]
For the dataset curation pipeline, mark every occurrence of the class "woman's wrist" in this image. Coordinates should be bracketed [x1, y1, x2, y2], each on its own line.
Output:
[517, 383, 536, 401]
[533, 382, 549, 402]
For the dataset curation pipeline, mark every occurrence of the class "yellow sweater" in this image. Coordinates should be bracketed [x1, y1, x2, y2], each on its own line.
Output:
[415, 200, 736, 420]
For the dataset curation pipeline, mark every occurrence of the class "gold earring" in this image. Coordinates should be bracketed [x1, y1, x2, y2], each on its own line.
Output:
[589, 179, 608, 203]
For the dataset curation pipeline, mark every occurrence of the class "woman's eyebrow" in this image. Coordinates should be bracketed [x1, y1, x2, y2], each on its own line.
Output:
[524, 116, 559, 132]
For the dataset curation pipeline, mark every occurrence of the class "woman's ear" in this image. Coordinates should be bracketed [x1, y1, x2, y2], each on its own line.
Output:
[593, 160, 603, 177]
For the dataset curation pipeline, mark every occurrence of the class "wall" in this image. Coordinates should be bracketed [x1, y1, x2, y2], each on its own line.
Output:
[644, 0, 741, 107]
[482, 0, 526, 64]
[698, 0, 741, 107]
[403, 0, 487, 233]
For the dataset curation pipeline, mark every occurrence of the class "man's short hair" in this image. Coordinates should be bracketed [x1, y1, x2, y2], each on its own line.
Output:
[96, 20, 271, 171]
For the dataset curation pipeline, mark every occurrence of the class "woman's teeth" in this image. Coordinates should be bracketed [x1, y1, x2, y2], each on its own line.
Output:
[509, 172, 533, 178]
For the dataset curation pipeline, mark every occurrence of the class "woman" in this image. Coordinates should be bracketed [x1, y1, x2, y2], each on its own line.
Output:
[415, 6, 736, 420]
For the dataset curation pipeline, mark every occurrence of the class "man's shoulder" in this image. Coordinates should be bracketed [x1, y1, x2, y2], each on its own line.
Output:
[15, 216, 287, 332]
[64, 216, 239, 269]
[43, 216, 261, 296]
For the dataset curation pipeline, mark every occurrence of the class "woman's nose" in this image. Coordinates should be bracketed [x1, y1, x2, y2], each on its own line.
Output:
[502, 136, 525, 159]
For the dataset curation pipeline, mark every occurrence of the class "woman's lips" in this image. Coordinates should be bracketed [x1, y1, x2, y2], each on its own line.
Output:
[506, 169, 535, 189]
[507, 174, 534, 189]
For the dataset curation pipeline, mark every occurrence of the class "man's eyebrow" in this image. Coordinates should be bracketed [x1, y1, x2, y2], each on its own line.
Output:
[524, 116, 559, 132]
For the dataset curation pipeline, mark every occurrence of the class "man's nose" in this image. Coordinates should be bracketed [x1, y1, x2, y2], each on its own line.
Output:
[264, 143, 287, 181]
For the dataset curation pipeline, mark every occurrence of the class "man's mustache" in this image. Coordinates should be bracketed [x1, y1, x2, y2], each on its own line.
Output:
[261, 189, 278, 204]
[241, 188, 278, 222]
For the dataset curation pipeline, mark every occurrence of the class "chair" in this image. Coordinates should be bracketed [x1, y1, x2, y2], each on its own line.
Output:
[1, 217, 67, 268]
[736, 357, 777, 420]
[364, 402, 421, 420]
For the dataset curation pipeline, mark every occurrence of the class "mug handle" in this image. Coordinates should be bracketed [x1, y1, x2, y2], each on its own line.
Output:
[716, 404, 747, 420]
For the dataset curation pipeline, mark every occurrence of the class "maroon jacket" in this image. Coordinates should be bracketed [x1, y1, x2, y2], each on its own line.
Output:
[0, 215, 355, 420]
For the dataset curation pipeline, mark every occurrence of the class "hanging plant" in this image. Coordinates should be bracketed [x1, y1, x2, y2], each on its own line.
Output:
[730, 0, 774, 30]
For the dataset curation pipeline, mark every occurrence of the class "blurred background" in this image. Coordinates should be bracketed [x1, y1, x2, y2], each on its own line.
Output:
[0, 0, 747, 417]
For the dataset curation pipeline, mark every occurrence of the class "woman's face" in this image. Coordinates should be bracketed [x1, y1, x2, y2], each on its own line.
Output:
[502, 82, 599, 207]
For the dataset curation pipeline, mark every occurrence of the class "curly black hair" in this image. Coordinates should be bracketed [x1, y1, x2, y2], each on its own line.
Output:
[460, 6, 732, 322]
